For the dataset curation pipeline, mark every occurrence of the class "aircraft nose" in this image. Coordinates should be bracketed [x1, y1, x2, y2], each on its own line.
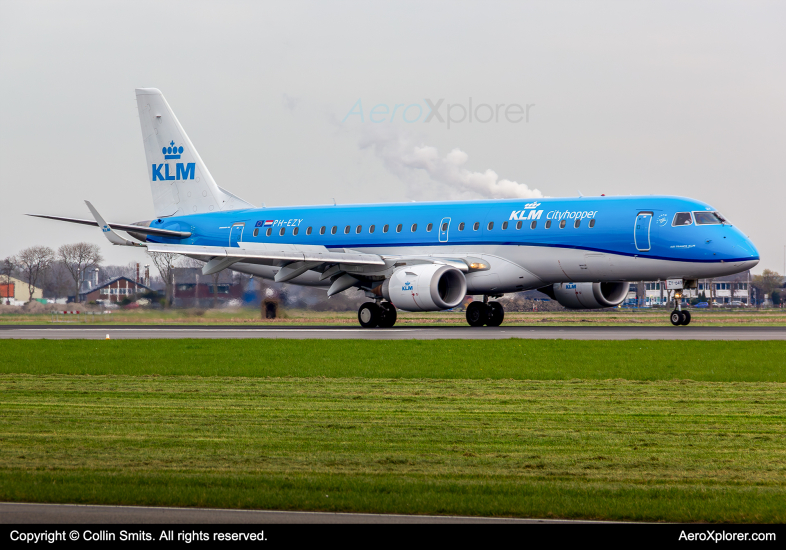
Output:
[742, 234, 760, 259]
[734, 233, 760, 269]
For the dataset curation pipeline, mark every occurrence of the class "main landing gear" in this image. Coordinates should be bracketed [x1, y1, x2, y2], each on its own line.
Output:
[670, 294, 692, 326]
[358, 301, 397, 328]
[466, 297, 504, 327]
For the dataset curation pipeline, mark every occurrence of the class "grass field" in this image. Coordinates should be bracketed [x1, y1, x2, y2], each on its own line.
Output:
[1, 339, 785, 522]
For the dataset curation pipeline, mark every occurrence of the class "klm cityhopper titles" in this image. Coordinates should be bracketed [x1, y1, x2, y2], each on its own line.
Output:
[30, 89, 760, 328]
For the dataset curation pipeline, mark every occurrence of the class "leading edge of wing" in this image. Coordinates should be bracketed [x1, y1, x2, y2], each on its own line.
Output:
[144, 242, 386, 266]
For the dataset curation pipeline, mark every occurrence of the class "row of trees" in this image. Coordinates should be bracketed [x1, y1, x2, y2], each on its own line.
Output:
[753, 269, 784, 305]
[2, 243, 219, 308]
[3, 243, 103, 303]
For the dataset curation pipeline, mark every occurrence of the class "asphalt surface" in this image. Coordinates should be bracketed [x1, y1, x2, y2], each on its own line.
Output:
[0, 502, 595, 524]
[1, 325, 785, 340]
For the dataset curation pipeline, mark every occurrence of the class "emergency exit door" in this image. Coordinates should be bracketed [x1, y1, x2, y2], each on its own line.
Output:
[439, 217, 451, 243]
[229, 223, 245, 247]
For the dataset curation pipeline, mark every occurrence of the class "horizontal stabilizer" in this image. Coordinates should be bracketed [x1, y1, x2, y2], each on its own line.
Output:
[27, 214, 191, 239]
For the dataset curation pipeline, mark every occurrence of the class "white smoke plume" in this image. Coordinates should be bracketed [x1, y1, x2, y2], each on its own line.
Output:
[358, 126, 543, 200]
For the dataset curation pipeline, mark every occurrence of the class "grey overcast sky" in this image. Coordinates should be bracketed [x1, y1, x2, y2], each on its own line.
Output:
[1, 1, 784, 272]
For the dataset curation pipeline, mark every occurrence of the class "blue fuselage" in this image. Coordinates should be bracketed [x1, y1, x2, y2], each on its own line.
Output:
[146, 195, 758, 270]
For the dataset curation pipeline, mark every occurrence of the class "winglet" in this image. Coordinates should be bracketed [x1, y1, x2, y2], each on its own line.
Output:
[84, 201, 142, 246]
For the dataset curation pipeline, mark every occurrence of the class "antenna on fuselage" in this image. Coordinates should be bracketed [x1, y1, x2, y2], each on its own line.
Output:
[577, 190, 584, 197]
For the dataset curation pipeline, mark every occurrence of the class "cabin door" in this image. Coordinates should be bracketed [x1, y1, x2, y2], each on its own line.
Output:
[634, 212, 653, 252]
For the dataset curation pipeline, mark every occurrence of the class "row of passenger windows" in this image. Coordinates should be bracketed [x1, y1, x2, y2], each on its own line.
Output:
[251, 218, 597, 237]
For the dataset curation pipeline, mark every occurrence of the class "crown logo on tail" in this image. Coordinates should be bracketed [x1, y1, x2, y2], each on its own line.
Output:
[162, 140, 183, 159]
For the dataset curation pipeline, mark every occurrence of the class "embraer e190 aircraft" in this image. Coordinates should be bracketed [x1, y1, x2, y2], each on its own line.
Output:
[31, 89, 760, 327]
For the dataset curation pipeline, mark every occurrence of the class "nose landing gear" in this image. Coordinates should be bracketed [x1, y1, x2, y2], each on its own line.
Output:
[466, 296, 505, 327]
[669, 295, 692, 326]
[358, 301, 397, 328]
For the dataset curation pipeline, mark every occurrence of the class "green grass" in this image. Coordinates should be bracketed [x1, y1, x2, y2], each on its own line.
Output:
[2, 339, 786, 521]
[1, 339, 785, 381]
[1, 375, 785, 522]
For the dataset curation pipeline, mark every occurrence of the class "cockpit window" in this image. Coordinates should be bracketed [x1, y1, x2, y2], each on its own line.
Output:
[672, 212, 693, 226]
[693, 211, 726, 225]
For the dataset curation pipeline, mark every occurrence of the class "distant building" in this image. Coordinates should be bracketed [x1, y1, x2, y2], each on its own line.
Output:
[626, 270, 753, 306]
[171, 267, 243, 307]
[1, 276, 43, 306]
[80, 276, 156, 304]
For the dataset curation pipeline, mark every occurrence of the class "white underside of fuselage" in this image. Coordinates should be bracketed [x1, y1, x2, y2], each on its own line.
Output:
[229, 245, 758, 296]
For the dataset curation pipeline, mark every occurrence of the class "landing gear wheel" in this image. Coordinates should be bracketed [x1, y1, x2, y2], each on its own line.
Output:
[466, 301, 489, 327]
[378, 302, 397, 328]
[670, 310, 684, 326]
[358, 302, 381, 328]
[680, 310, 691, 326]
[486, 301, 504, 327]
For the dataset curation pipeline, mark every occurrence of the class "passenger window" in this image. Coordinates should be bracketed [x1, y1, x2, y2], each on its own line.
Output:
[266, 228, 272, 237]
[574, 219, 580, 228]
[487, 221, 494, 230]
[369, 225, 375, 234]
[473, 222, 480, 231]
[458, 222, 465, 231]
[516, 221, 522, 230]
[530, 221, 536, 229]
[344, 225, 350, 234]
[331, 226, 337, 235]
[411, 223, 417, 232]
[427, 223, 433, 232]
[356, 225, 362, 234]
[545, 220, 552, 229]
[559, 220, 566, 229]
[293, 227, 299, 236]
[396, 224, 402, 233]
[279, 227, 285, 236]
[319, 226, 325, 235]
[253, 228, 259, 237]
[589, 219, 595, 228]
[306, 226, 312, 235]
[673, 212, 693, 226]
[502, 221, 508, 230]
[383, 224, 389, 233]
[441, 222, 448, 231]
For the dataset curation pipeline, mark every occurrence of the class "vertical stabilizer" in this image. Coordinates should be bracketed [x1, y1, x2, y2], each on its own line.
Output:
[135, 88, 253, 218]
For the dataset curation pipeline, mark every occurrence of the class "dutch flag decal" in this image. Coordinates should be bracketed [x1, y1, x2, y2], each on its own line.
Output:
[264, 220, 274, 226]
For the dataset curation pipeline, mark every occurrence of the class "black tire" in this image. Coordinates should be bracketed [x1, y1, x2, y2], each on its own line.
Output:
[681, 310, 691, 326]
[486, 301, 504, 327]
[670, 310, 683, 326]
[378, 302, 397, 328]
[358, 302, 381, 328]
[466, 301, 489, 327]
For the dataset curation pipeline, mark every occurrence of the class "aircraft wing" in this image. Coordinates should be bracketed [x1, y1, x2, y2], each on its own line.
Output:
[144, 242, 386, 266]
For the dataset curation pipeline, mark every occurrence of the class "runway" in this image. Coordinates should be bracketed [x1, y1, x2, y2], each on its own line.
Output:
[0, 502, 594, 524]
[1, 325, 785, 340]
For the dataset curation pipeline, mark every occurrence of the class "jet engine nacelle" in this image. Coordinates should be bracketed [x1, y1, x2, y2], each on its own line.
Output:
[382, 264, 467, 312]
[548, 282, 630, 309]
